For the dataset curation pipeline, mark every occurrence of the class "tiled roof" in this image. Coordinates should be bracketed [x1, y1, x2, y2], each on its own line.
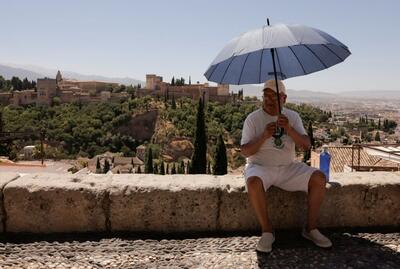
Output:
[317, 146, 399, 173]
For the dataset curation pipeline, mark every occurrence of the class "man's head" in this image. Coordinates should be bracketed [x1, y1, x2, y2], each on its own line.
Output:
[262, 79, 287, 115]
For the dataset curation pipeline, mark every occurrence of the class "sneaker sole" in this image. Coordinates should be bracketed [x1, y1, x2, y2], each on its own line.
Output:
[256, 246, 273, 253]
[302, 232, 332, 248]
[256, 238, 275, 253]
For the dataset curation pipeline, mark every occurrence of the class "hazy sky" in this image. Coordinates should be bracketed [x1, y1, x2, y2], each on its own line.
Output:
[1, 0, 399, 92]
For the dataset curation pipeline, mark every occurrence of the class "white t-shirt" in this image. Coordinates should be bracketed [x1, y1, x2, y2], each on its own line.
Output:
[241, 107, 307, 166]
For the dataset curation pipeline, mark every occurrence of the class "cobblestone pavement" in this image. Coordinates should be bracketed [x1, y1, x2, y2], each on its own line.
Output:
[0, 231, 399, 268]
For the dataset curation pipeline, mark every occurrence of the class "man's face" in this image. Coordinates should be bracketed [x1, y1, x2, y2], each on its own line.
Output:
[263, 88, 286, 113]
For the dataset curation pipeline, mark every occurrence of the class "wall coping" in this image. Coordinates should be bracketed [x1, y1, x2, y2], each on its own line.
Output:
[1, 172, 399, 234]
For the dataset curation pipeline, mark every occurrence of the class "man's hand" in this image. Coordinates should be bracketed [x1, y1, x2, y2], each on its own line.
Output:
[263, 122, 277, 139]
[277, 114, 291, 131]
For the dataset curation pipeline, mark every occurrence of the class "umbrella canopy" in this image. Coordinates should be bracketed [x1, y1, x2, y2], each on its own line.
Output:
[204, 23, 351, 85]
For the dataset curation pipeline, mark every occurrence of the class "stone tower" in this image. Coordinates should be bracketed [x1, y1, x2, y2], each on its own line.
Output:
[56, 70, 62, 84]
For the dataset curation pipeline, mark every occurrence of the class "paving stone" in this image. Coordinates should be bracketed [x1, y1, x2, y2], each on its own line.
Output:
[0, 231, 399, 268]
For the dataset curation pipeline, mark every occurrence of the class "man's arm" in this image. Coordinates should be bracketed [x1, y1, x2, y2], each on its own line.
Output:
[277, 115, 311, 150]
[241, 122, 276, 157]
[286, 127, 311, 150]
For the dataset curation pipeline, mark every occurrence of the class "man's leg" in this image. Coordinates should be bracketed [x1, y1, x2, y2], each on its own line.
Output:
[247, 176, 273, 233]
[306, 170, 327, 232]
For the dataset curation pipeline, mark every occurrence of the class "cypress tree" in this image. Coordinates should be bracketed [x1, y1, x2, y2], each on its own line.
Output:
[303, 122, 314, 165]
[375, 131, 381, 141]
[378, 118, 381, 130]
[308, 122, 315, 149]
[171, 94, 176, 109]
[103, 159, 110, 173]
[213, 134, 227, 175]
[159, 162, 165, 175]
[171, 164, 176, 174]
[0, 111, 3, 132]
[96, 157, 101, 172]
[153, 163, 158, 174]
[190, 98, 207, 174]
[179, 160, 185, 174]
[137, 165, 141, 173]
[145, 147, 153, 173]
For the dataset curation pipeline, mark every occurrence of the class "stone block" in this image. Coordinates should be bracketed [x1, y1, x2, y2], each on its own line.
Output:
[3, 173, 111, 233]
[218, 175, 307, 231]
[109, 174, 219, 233]
[0, 173, 20, 233]
[319, 172, 400, 228]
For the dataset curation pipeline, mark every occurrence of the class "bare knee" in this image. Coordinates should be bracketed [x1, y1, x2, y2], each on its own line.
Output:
[247, 176, 264, 191]
[308, 171, 326, 190]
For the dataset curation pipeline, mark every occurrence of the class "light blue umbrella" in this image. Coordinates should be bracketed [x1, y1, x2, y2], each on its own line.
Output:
[204, 20, 351, 87]
[204, 19, 350, 144]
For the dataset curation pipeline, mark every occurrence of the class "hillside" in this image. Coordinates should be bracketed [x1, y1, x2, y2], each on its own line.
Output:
[1, 96, 330, 171]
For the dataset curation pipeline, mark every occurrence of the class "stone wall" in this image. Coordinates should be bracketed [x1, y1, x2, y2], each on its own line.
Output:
[0, 172, 399, 234]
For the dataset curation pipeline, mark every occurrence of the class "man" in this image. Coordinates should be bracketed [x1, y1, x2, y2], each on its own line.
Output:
[241, 79, 331, 253]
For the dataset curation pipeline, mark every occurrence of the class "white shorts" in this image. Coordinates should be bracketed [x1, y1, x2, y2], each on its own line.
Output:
[244, 161, 318, 193]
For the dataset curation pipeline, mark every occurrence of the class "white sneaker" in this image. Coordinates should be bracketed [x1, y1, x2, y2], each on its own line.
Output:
[302, 228, 332, 248]
[256, 232, 275, 253]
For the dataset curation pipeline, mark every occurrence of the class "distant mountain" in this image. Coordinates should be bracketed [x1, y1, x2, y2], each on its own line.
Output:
[0, 63, 144, 86]
[339, 90, 400, 99]
[0, 64, 43, 81]
[229, 84, 338, 100]
[230, 84, 400, 102]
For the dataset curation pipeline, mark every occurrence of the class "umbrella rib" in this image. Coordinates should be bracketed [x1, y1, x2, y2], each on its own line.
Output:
[259, 49, 265, 83]
[322, 44, 344, 61]
[220, 56, 236, 84]
[207, 64, 219, 82]
[275, 48, 284, 79]
[304, 45, 328, 69]
[288, 46, 307, 75]
[238, 53, 250, 84]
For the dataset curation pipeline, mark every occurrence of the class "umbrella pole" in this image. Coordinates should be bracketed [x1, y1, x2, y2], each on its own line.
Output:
[270, 48, 284, 138]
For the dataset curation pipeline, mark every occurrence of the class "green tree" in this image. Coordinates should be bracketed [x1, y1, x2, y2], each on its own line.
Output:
[153, 163, 158, 174]
[0, 75, 5, 90]
[171, 164, 176, 174]
[171, 94, 176, 109]
[103, 159, 110, 173]
[10, 76, 22, 91]
[145, 147, 153, 173]
[190, 98, 207, 174]
[213, 134, 227, 175]
[375, 131, 381, 141]
[179, 160, 185, 174]
[303, 122, 314, 164]
[96, 157, 101, 173]
[171, 76, 175, 86]
[160, 161, 165, 175]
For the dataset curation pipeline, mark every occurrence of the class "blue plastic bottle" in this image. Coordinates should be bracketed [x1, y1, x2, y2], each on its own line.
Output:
[319, 145, 331, 182]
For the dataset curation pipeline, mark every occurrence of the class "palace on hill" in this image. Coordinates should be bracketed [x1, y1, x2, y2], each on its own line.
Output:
[0, 72, 234, 106]
[137, 74, 232, 104]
